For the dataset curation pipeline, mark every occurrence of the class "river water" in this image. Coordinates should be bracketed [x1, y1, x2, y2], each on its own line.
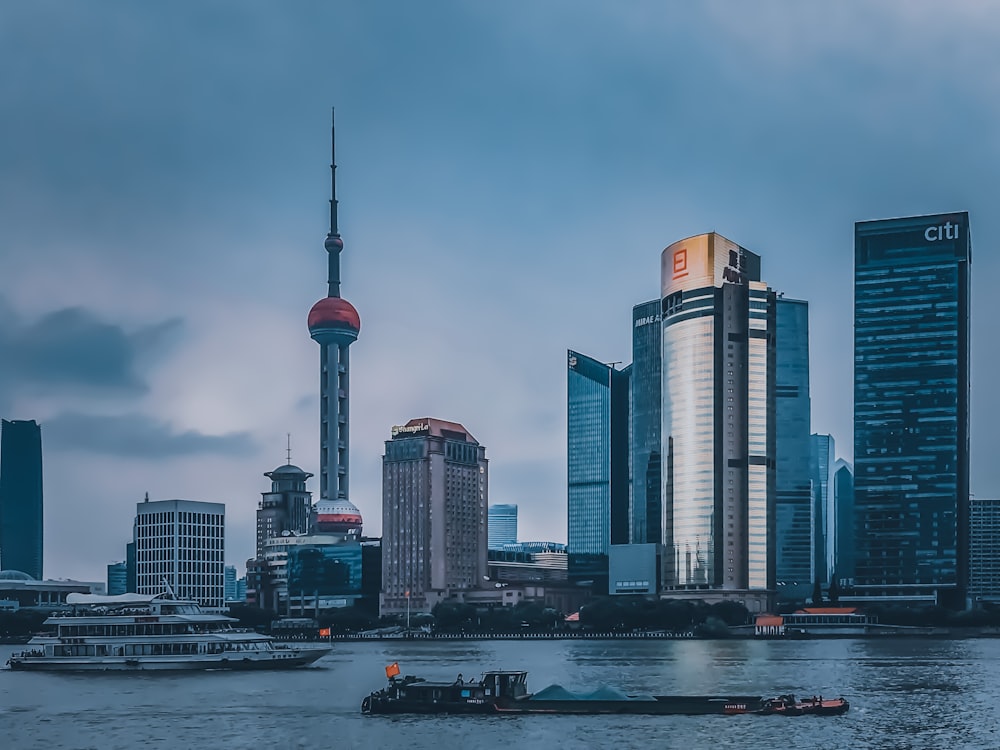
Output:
[2, 637, 999, 749]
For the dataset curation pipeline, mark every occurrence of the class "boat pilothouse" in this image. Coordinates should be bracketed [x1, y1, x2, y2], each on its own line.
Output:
[6, 592, 330, 672]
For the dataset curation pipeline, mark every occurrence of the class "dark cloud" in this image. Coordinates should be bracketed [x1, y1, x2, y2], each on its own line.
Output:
[0, 301, 183, 399]
[43, 412, 254, 458]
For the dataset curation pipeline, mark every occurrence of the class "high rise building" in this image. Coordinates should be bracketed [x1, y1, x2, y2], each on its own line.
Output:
[307, 111, 364, 542]
[256, 463, 313, 557]
[251, 532, 366, 614]
[125, 541, 136, 593]
[224, 565, 238, 602]
[567, 351, 629, 590]
[631, 299, 662, 546]
[969, 497, 1000, 606]
[809, 433, 834, 585]
[134, 498, 225, 609]
[0, 419, 43, 579]
[854, 212, 971, 607]
[488, 504, 518, 550]
[660, 233, 775, 592]
[381, 418, 488, 615]
[107, 561, 127, 596]
[774, 298, 812, 596]
[832, 459, 854, 584]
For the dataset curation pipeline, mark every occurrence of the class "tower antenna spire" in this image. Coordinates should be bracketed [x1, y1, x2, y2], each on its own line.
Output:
[286, 433, 292, 464]
[329, 107, 339, 239]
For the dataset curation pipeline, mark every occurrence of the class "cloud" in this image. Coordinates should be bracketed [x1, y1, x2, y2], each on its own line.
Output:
[43, 412, 254, 459]
[0, 300, 183, 403]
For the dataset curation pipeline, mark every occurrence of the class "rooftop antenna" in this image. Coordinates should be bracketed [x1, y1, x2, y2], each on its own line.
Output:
[144, 491, 149, 503]
[286, 433, 292, 464]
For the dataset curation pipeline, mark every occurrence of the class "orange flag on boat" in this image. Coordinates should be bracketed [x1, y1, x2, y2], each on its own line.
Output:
[386, 662, 401, 679]
[318, 627, 331, 637]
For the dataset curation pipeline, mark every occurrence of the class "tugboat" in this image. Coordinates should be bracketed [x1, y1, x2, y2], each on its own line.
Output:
[757, 694, 850, 716]
[361, 665, 850, 716]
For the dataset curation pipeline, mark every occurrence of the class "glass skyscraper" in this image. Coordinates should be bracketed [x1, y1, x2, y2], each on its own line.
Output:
[567, 350, 629, 589]
[0, 419, 43, 579]
[775, 298, 812, 595]
[969, 497, 1000, 604]
[854, 212, 970, 607]
[660, 233, 775, 592]
[631, 299, 662, 546]
[832, 459, 854, 584]
[488, 504, 518, 550]
[809, 433, 834, 585]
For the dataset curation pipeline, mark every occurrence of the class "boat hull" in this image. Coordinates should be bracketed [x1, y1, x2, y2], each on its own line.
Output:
[7, 647, 330, 672]
[362, 695, 776, 716]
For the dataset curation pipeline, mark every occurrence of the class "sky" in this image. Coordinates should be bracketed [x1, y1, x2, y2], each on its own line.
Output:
[2, 1, 998, 583]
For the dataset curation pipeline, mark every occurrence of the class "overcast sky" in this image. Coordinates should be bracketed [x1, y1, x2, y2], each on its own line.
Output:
[2, 2, 998, 582]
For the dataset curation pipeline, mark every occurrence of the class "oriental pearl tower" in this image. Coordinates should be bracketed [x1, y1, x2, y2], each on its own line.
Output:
[307, 111, 363, 536]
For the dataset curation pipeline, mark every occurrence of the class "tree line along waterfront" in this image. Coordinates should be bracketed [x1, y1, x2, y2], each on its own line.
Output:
[224, 597, 1000, 640]
[7, 596, 1000, 643]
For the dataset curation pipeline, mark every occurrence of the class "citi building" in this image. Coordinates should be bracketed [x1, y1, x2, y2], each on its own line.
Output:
[660, 233, 776, 592]
[853, 212, 970, 607]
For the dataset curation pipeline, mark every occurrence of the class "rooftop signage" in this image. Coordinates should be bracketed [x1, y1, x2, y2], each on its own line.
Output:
[391, 423, 429, 437]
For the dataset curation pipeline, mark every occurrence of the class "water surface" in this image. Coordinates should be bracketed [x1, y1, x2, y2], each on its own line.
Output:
[2, 638, 998, 749]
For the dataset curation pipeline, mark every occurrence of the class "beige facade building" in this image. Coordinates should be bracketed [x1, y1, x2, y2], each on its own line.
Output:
[380, 418, 488, 615]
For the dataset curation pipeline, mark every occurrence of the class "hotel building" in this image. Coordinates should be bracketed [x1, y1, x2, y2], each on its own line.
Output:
[381, 418, 488, 615]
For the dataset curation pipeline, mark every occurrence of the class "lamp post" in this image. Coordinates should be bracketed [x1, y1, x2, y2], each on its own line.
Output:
[405, 589, 410, 633]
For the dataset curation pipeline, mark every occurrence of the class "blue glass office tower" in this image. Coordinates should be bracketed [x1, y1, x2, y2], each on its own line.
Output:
[567, 350, 629, 590]
[488, 504, 518, 550]
[832, 459, 854, 584]
[0, 419, 43, 579]
[775, 298, 812, 596]
[854, 212, 970, 608]
[809, 433, 834, 585]
[631, 300, 662, 547]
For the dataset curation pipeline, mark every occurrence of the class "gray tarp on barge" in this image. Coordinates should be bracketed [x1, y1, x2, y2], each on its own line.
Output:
[529, 685, 656, 702]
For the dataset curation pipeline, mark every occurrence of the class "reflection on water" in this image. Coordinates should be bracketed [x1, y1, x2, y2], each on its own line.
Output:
[3, 638, 999, 750]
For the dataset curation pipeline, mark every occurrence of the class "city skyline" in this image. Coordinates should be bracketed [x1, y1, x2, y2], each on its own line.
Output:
[2, 4, 999, 581]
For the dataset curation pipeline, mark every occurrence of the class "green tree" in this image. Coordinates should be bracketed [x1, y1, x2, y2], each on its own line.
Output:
[709, 601, 751, 626]
[812, 580, 824, 606]
[693, 616, 731, 638]
[431, 601, 475, 631]
[650, 599, 696, 633]
[827, 577, 841, 604]
[579, 597, 625, 630]
[0, 609, 47, 639]
[319, 606, 378, 633]
[227, 604, 276, 631]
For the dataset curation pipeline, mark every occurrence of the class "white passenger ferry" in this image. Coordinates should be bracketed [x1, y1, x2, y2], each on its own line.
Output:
[6, 591, 330, 671]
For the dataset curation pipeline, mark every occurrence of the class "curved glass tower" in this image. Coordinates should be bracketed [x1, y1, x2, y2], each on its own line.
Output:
[660, 233, 775, 591]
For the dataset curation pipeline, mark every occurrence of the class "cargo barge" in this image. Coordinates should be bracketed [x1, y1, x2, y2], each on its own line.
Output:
[361, 667, 849, 716]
